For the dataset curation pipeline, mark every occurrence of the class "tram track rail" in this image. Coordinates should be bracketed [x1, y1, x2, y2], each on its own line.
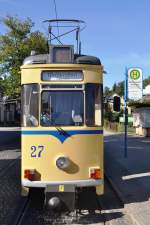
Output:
[12, 190, 106, 225]
[10, 173, 134, 225]
[10, 179, 128, 225]
[13, 198, 30, 225]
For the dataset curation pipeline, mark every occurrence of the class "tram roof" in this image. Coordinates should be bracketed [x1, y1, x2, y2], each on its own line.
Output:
[22, 54, 101, 67]
[21, 64, 102, 70]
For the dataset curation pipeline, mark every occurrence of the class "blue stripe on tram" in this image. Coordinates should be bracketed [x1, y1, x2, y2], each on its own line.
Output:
[22, 129, 103, 143]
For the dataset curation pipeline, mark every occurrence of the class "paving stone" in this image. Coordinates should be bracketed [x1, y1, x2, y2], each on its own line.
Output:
[0, 154, 26, 225]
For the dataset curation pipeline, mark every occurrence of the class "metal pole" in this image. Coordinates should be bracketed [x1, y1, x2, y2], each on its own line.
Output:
[48, 24, 52, 45]
[124, 68, 128, 158]
[76, 27, 80, 54]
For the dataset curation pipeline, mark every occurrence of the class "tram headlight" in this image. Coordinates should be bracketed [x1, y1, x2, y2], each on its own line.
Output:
[56, 156, 70, 170]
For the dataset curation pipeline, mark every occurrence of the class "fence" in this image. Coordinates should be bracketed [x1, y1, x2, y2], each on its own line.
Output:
[0, 99, 20, 126]
[104, 120, 135, 133]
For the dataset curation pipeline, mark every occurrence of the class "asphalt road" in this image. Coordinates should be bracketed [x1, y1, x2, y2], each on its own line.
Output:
[104, 131, 150, 225]
[0, 129, 135, 225]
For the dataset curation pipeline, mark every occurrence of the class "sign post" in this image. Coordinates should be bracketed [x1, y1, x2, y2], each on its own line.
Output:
[124, 68, 143, 158]
[124, 68, 128, 158]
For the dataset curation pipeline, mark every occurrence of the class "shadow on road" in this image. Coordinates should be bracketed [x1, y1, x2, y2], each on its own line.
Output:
[22, 187, 124, 225]
[105, 132, 150, 204]
[0, 131, 21, 150]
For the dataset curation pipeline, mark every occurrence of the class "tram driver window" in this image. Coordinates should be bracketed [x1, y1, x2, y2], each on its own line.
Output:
[22, 84, 39, 127]
[86, 84, 102, 126]
[41, 91, 84, 126]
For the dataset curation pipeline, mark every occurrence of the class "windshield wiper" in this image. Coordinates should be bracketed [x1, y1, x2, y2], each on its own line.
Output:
[56, 127, 70, 137]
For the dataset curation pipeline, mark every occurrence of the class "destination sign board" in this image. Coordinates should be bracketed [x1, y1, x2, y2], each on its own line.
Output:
[128, 68, 143, 100]
[41, 71, 83, 81]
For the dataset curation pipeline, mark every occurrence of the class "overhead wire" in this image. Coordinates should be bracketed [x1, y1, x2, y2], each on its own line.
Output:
[47, 2, 86, 46]
[50, 32, 63, 45]
[53, 0, 60, 41]
[51, 28, 78, 41]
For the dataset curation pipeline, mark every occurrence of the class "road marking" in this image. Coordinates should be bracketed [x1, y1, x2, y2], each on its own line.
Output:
[122, 172, 150, 180]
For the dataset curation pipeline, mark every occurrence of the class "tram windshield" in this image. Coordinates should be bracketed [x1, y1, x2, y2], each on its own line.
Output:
[22, 83, 102, 127]
[41, 91, 84, 126]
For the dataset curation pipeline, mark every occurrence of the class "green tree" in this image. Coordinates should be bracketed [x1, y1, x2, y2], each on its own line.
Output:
[110, 81, 124, 97]
[104, 86, 111, 97]
[115, 81, 124, 96]
[112, 82, 117, 93]
[0, 16, 48, 97]
[143, 76, 150, 88]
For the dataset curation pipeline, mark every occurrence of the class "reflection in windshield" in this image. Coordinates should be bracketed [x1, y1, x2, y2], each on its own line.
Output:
[41, 91, 84, 126]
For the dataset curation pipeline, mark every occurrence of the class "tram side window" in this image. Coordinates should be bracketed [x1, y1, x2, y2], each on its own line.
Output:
[22, 84, 39, 127]
[86, 84, 102, 126]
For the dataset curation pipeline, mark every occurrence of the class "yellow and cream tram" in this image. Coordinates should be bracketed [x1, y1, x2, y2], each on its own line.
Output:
[21, 19, 104, 210]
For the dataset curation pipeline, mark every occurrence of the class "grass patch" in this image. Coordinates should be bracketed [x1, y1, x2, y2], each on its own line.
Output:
[104, 120, 135, 134]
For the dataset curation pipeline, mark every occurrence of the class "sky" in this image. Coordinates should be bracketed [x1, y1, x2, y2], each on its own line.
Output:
[0, 0, 150, 88]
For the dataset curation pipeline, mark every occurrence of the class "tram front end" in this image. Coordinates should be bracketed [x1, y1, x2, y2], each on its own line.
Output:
[21, 42, 104, 211]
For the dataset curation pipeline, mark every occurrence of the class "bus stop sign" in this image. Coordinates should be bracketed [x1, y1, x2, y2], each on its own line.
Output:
[128, 68, 143, 101]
